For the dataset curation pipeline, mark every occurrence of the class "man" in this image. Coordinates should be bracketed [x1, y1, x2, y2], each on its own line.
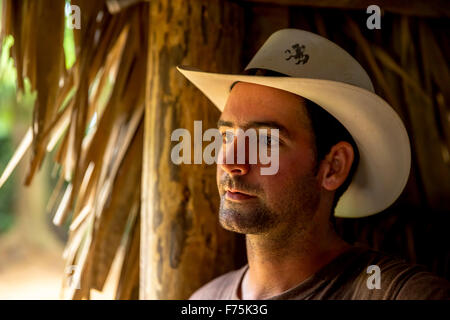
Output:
[177, 29, 450, 299]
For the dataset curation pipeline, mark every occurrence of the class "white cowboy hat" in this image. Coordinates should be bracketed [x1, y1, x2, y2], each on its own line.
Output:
[177, 29, 411, 218]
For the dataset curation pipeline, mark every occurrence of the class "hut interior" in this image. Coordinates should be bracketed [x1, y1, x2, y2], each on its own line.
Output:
[0, 0, 449, 299]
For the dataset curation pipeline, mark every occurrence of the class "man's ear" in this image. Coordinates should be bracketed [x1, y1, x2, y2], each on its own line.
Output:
[319, 142, 355, 191]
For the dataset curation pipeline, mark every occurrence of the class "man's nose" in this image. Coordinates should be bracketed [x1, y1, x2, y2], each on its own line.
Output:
[219, 136, 250, 176]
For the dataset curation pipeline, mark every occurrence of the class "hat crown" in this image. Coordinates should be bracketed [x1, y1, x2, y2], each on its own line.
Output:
[245, 29, 374, 92]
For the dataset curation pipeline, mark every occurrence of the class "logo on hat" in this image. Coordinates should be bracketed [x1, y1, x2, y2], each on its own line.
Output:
[285, 44, 309, 65]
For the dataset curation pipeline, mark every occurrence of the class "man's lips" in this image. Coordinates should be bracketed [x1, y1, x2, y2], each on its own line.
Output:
[225, 188, 256, 201]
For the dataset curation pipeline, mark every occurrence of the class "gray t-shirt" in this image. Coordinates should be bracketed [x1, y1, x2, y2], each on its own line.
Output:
[189, 245, 450, 300]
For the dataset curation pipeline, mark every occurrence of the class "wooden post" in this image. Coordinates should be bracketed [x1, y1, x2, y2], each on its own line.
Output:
[141, 0, 245, 299]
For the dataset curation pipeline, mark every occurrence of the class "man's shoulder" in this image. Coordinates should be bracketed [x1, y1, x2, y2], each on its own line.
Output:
[348, 245, 450, 300]
[189, 265, 247, 300]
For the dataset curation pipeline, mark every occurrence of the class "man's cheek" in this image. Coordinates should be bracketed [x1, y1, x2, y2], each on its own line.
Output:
[282, 155, 310, 175]
[216, 166, 225, 192]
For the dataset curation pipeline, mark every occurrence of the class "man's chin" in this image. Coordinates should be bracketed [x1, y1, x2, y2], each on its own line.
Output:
[218, 200, 276, 234]
[219, 213, 264, 234]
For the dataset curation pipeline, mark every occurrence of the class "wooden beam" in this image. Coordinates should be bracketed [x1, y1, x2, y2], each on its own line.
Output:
[242, 4, 290, 63]
[141, 0, 245, 299]
[238, 0, 450, 17]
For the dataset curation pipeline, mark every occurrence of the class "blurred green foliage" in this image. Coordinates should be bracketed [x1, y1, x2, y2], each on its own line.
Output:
[0, 35, 17, 233]
[0, 136, 14, 233]
[0, 36, 16, 136]
[64, 1, 76, 70]
[0, 1, 77, 234]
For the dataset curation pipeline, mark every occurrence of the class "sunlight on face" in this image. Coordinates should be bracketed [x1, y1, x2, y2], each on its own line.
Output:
[217, 82, 320, 235]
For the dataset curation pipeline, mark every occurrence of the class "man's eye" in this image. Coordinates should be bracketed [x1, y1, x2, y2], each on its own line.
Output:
[222, 132, 234, 144]
[260, 135, 279, 146]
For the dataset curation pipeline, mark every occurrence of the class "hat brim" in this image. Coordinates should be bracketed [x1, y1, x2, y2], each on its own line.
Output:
[177, 65, 411, 218]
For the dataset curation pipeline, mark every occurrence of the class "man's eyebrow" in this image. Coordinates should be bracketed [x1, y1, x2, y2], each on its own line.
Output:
[217, 120, 290, 138]
[249, 121, 290, 138]
[217, 119, 233, 128]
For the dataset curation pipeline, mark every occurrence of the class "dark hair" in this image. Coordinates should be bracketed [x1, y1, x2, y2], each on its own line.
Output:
[242, 69, 360, 227]
[303, 99, 360, 228]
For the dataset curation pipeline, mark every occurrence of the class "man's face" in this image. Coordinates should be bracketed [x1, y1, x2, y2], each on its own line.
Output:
[217, 82, 321, 237]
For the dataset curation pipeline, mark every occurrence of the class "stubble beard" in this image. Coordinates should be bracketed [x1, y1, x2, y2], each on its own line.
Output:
[218, 173, 320, 236]
[219, 194, 277, 234]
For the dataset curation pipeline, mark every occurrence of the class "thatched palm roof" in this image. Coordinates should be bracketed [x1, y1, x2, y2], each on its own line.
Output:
[1, 0, 146, 299]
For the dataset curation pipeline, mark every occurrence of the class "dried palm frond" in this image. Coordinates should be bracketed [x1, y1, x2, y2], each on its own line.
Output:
[1, 0, 148, 299]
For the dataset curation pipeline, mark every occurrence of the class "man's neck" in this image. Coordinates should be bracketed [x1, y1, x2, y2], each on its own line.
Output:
[239, 221, 352, 300]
